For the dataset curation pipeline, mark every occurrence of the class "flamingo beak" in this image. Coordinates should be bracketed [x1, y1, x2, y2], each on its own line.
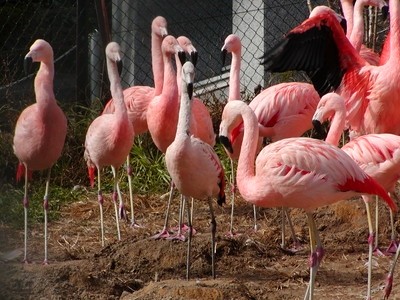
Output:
[312, 119, 327, 140]
[382, 5, 389, 21]
[190, 51, 198, 67]
[187, 82, 193, 99]
[117, 60, 123, 77]
[24, 56, 33, 75]
[219, 135, 234, 154]
[178, 50, 186, 66]
[221, 48, 227, 66]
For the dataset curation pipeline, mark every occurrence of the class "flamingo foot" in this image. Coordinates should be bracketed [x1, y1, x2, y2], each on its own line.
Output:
[172, 223, 197, 236]
[373, 247, 385, 256]
[281, 240, 304, 254]
[130, 221, 143, 229]
[385, 240, 398, 255]
[166, 233, 186, 242]
[151, 227, 171, 239]
[43, 259, 49, 265]
[225, 230, 242, 238]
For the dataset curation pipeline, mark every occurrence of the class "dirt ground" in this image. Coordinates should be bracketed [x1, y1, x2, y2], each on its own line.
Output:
[0, 189, 399, 300]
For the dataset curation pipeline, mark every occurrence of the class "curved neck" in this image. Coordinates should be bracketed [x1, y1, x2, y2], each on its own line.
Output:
[228, 48, 241, 100]
[236, 105, 259, 193]
[340, 0, 354, 38]
[326, 108, 347, 146]
[107, 57, 126, 117]
[162, 52, 178, 99]
[35, 60, 55, 106]
[175, 55, 182, 96]
[177, 82, 191, 136]
[152, 32, 164, 96]
[349, 1, 365, 52]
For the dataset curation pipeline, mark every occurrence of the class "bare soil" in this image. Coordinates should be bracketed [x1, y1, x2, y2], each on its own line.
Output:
[0, 190, 399, 300]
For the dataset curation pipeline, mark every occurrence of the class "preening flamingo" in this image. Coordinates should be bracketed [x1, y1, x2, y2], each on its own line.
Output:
[165, 61, 225, 279]
[219, 100, 397, 300]
[312, 92, 400, 299]
[13, 39, 67, 264]
[101, 16, 167, 227]
[261, 3, 400, 137]
[84, 42, 134, 247]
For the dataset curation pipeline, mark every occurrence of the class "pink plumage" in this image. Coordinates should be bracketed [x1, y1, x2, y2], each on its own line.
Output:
[84, 42, 134, 246]
[13, 39, 67, 264]
[219, 100, 397, 299]
[165, 61, 225, 279]
[101, 16, 168, 135]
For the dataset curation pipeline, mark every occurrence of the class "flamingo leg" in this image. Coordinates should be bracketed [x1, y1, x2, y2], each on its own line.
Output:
[97, 170, 105, 247]
[112, 166, 127, 222]
[168, 195, 186, 241]
[281, 207, 286, 249]
[253, 205, 258, 232]
[152, 181, 175, 239]
[208, 197, 217, 279]
[386, 192, 398, 254]
[365, 201, 377, 300]
[186, 196, 192, 280]
[304, 212, 323, 300]
[23, 164, 29, 263]
[281, 208, 303, 253]
[374, 196, 384, 255]
[111, 167, 122, 241]
[227, 158, 236, 237]
[384, 238, 400, 300]
[43, 168, 51, 265]
[126, 154, 140, 228]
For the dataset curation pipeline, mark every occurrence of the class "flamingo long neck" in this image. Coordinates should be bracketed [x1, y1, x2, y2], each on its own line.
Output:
[177, 81, 191, 137]
[340, 0, 354, 38]
[162, 52, 178, 101]
[349, 1, 366, 52]
[228, 47, 241, 101]
[107, 57, 127, 118]
[175, 55, 183, 96]
[152, 32, 164, 96]
[35, 59, 55, 107]
[325, 108, 347, 146]
[236, 105, 259, 193]
[388, 0, 400, 61]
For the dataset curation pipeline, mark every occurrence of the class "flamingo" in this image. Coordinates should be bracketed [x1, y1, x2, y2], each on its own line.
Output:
[218, 100, 397, 300]
[312, 92, 400, 299]
[13, 39, 67, 264]
[220, 33, 260, 236]
[261, 3, 400, 137]
[165, 61, 225, 279]
[101, 16, 168, 227]
[221, 34, 320, 249]
[165, 35, 215, 240]
[84, 41, 134, 247]
[341, 0, 388, 65]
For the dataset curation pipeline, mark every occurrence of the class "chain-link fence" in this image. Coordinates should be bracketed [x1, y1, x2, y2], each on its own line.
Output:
[2, 0, 339, 108]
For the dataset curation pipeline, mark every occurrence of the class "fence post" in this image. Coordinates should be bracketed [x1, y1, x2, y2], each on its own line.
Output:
[76, 0, 89, 105]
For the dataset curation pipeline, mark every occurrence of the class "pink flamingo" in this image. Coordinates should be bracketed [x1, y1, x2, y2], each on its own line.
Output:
[341, 0, 388, 65]
[101, 16, 168, 226]
[261, 4, 400, 138]
[221, 33, 260, 236]
[13, 39, 67, 264]
[219, 100, 397, 300]
[84, 42, 134, 247]
[312, 92, 400, 299]
[149, 36, 216, 240]
[222, 34, 320, 248]
[165, 61, 225, 279]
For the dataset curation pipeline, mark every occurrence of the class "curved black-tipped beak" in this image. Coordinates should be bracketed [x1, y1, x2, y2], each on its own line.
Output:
[382, 5, 389, 21]
[24, 56, 33, 75]
[187, 82, 193, 99]
[117, 60, 123, 76]
[178, 51, 186, 66]
[190, 51, 198, 67]
[221, 49, 227, 66]
[219, 135, 233, 154]
[312, 119, 327, 140]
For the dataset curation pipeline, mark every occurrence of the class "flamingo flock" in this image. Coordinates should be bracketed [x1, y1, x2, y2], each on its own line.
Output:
[11, 3, 400, 299]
